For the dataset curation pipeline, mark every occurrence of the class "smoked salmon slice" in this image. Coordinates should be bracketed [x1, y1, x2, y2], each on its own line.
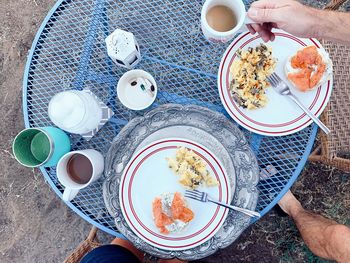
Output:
[152, 197, 173, 234]
[171, 192, 194, 223]
[288, 46, 326, 92]
[152, 192, 194, 234]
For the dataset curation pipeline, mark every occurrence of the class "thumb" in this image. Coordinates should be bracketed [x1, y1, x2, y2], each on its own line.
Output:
[248, 7, 281, 23]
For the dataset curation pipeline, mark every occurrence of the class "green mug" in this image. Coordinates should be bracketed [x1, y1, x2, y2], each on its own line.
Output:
[12, 127, 71, 168]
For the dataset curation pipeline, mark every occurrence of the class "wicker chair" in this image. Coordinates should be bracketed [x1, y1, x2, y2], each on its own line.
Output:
[308, 0, 350, 172]
[63, 227, 101, 263]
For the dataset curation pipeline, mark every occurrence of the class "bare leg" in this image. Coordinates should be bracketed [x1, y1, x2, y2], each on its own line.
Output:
[278, 191, 350, 263]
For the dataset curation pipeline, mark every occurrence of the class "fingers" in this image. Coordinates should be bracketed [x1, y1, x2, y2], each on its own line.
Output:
[250, 0, 281, 9]
[270, 22, 279, 29]
[247, 24, 256, 35]
[249, 23, 276, 42]
[264, 22, 273, 31]
[255, 24, 272, 42]
[263, 23, 275, 41]
[247, 0, 293, 40]
[248, 7, 282, 24]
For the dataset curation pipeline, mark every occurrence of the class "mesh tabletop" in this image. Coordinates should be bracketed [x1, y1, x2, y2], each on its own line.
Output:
[23, 0, 317, 237]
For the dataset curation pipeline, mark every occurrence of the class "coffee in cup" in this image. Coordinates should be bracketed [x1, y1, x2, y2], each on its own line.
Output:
[57, 149, 104, 202]
[67, 153, 93, 184]
[201, 0, 254, 43]
[206, 5, 237, 32]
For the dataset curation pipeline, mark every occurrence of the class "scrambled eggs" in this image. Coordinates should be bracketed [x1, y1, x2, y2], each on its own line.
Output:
[230, 44, 277, 110]
[166, 147, 218, 189]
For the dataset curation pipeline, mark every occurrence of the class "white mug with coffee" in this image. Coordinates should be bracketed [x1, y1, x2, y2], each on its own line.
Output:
[57, 149, 104, 202]
[201, 0, 254, 43]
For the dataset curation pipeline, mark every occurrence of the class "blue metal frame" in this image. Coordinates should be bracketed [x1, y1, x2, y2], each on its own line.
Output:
[22, 0, 318, 236]
[74, 0, 105, 90]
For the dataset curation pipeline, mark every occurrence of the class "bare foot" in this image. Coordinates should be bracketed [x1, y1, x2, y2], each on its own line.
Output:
[278, 190, 303, 216]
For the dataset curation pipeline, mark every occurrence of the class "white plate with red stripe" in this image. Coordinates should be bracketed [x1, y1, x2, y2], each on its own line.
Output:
[119, 138, 231, 250]
[218, 30, 333, 136]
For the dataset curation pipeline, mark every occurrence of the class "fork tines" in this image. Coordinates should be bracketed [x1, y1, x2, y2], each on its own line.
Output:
[267, 73, 281, 86]
[184, 189, 205, 201]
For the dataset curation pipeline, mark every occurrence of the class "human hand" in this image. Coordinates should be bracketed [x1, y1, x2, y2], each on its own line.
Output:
[247, 0, 320, 42]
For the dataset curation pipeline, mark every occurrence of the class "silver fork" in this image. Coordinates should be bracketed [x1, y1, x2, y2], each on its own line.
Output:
[267, 73, 330, 135]
[185, 190, 261, 218]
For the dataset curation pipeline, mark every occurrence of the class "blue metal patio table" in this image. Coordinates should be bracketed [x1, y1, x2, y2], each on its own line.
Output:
[22, 0, 317, 239]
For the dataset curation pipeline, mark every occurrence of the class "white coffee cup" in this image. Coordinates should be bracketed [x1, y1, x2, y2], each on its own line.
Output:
[57, 149, 104, 202]
[201, 0, 254, 43]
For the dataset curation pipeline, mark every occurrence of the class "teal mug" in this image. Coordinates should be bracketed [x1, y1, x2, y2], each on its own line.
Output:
[12, 127, 71, 168]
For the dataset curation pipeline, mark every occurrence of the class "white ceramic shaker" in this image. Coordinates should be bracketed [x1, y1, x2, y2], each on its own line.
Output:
[105, 29, 141, 69]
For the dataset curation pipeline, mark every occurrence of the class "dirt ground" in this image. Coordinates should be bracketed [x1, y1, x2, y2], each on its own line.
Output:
[0, 0, 349, 262]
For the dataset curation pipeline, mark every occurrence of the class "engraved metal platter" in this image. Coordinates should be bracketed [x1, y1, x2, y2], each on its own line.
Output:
[103, 104, 259, 260]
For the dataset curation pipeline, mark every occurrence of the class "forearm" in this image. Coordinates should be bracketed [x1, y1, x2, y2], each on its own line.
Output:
[315, 10, 350, 45]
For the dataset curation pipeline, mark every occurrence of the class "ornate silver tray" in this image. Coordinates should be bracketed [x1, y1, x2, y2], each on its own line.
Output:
[103, 104, 259, 260]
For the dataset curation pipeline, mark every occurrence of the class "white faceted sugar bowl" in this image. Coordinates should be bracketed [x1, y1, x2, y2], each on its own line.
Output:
[105, 29, 141, 69]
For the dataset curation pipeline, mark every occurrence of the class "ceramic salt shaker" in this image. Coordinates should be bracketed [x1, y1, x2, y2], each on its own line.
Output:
[105, 29, 141, 69]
